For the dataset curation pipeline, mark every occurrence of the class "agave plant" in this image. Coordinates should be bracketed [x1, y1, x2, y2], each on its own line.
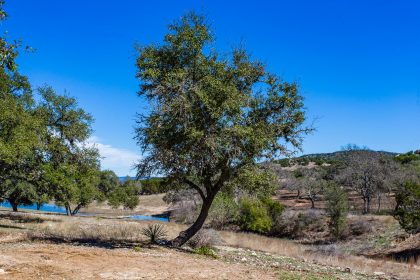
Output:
[141, 224, 168, 244]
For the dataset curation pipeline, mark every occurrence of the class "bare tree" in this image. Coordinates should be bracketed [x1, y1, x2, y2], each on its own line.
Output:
[338, 149, 394, 214]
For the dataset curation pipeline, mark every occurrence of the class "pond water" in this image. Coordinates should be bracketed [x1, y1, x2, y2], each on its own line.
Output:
[0, 202, 169, 222]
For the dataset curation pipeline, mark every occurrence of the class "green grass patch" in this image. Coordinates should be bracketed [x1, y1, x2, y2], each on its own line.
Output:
[193, 246, 218, 259]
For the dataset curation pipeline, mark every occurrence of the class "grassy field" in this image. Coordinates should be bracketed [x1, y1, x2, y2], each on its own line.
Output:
[0, 208, 418, 279]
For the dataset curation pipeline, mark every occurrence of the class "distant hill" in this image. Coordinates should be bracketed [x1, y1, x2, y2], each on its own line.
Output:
[268, 149, 400, 168]
[297, 150, 399, 160]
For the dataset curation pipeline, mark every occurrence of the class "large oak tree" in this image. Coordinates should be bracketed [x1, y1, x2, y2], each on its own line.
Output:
[135, 13, 311, 246]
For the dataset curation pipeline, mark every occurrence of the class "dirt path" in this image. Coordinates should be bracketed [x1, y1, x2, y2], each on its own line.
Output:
[0, 243, 278, 280]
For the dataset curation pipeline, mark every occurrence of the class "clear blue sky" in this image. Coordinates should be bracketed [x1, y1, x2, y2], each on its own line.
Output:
[4, 0, 420, 175]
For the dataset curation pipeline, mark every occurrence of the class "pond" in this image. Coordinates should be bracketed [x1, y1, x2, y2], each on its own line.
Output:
[0, 202, 169, 222]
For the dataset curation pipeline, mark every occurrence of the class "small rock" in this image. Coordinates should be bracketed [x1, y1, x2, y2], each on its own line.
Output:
[271, 262, 280, 268]
[0, 269, 6, 274]
[250, 252, 257, 256]
[241, 257, 247, 262]
[344, 267, 351, 273]
[374, 271, 385, 276]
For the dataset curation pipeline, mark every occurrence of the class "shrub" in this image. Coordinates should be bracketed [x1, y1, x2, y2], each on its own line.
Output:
[271, 209, 325, 238]
[325, 183, 348, 239]
[187, 229, 222, 249]
[238, 198, 272, 233]
[108, 180, 141, 210]
[193, 246, 218, 259]
[263, 197, 284, 221]
[141, 224, 168, 244]
[349, 219, 373, 236]
[394, 181, 420, 233]
[208, 192, 239, 229]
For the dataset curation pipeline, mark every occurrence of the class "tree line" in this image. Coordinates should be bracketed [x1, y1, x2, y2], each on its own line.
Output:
[0, 3, 140, 214]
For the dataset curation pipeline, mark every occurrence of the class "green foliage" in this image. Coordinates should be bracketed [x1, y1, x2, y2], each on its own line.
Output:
[0, 3, 112, 214]
[238, 198, 273, 233]
[325, 183, 348, 239]
[262, 197, 285, 221]
[97, 170, 119, 201]
[395, 151, 420, 165]
[135, 12, 310, 245]
[108, 179, 141, 210]
[394, 181, 420, 233]
[193, 246, 218, 259]
[141, 224, 168, 244]
[275, 158, 291, 167]
[208, 192, 239, 229]
[140, 177, 174, 195]
[226, 166, 277, 199]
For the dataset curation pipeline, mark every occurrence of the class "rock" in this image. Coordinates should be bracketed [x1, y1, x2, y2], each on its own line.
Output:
[344, 267, 351, 273]
[374, 271, 385, 276]
[0, 269, 6, 274]
[241, 257, 247, 262]
[271, 262, 280, 268]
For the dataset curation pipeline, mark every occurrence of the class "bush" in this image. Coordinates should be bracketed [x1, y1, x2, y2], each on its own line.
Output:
[271, 209, 325, 238]
[263, 197, 284, 221]
[349, 219, 373, 236]
[187, 229, 222, 249]
[208, 192, 239, 229]
[141, 224, 168, 244]
[238, 198, 272, 233]
[108, 179, 141, 210]
[325, 183, 348, 239]
[193, 246, 218, 259]
[394, 181, 420, 233]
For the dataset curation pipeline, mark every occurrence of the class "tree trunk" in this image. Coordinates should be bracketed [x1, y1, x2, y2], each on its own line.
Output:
[65, 204, 72, 216]
[296, 190, 301, 199]
[71, 204, 82, 216]
[377, 193, 381, 213]
[310, 198, 315, 209]
[362, 198, 367, 214]
[170, 194, 215, 247]
[366, 197, 371, 213]
[36, 202, 42, 210]
[11, 202, 18, 212]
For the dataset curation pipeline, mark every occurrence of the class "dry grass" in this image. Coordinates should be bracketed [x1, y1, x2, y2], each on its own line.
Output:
[1, 210, 419, 279]
[219, 229, 419, 279]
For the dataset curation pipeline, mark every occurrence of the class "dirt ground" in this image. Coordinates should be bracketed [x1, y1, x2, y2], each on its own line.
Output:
[0, 242, 277, 280]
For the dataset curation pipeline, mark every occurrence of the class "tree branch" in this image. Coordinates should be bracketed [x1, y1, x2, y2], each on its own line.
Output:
[183, 178, 206, 201]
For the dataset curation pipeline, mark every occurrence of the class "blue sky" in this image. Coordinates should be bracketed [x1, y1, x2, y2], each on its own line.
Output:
[4, 0, 419, 175]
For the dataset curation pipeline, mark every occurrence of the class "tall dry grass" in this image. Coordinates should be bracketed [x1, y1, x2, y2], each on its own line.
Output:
[219, 229, 419, 279]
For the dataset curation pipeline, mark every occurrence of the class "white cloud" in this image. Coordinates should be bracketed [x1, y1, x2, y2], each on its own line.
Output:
[87, 136, 140, 176]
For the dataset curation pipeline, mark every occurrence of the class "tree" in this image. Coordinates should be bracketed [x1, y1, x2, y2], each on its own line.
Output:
[0, 2, 43, 211]
[38, 86, 100, 215]
[338, 149, 394, 214]
[108, 178, 141, 210]
[325, 183, 348, 239]
[135, 13, 311, 246]
[97, 170, 120, 201]
[394, 181, 420, 233]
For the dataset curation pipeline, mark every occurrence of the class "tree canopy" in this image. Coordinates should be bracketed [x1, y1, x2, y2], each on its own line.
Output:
[135, 12, 311, 246]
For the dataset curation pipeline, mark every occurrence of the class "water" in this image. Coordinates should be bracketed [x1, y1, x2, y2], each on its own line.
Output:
[128, 214, 169, 222]
[0, 201, 67, 213]
[0, 202, 169, 222]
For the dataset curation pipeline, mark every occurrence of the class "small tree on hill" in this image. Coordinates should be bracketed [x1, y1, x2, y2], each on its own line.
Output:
[135, 12, 311, 246]
[394, 181, 420, 233]
[325, 183, 348, 239]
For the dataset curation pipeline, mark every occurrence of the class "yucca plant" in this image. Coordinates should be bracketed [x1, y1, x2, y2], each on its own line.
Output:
[141, 224, 168, 244]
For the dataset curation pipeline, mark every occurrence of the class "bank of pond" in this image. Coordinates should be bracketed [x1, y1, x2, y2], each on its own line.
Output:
[0, 201, 169, 222]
